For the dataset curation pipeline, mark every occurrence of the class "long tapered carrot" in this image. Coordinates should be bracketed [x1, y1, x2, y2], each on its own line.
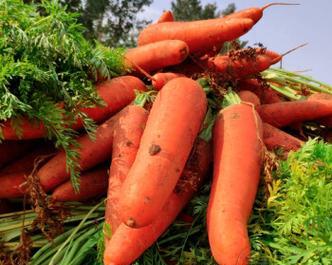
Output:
[0, 140, 36, 168]
[137, 18, 254, 54]
[151, 72, 185, 90]
[124, 40, 189, 74]
[2, 76, 146, 140]
[157, 10, 174, 23]
[119, 77, 207, 228]
[257, 100, 332, 128]
[207, 102, 264, 265]
[263, 123, 303, 152]
[105, 104, 149, 237]
[52, 166, 108, 202]
[104, 139, 211, 265]
[308, 93, 332, 127]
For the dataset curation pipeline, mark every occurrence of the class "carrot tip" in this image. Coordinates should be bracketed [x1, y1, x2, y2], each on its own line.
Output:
[262, 2, 300, 11]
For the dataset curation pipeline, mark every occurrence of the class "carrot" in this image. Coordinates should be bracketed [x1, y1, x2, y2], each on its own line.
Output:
[157, 10, 174, 23]
[224, 3, 299, 24]
[238, 90, 261, 107]
[119, 77, 207, 228]
[137, 18, 254, 54]
[263, 123, 303, 152]
[207, 102, 264, 265]
[104, 139, 211, 265]
[124, 40, 189, 74]
[2, 76, 146, 139]
[52, 166, 108, 202]
[105, 104, 149, 237]
[0, 172, 28, 198]
[38, 109, 124, 192]
[151, 72, 185, 90]
[308, 93, 332, 127]
[257, 100, 332, 128]
[0, 140, 36, 168]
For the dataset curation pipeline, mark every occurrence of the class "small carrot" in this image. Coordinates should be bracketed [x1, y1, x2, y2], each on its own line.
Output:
[0, 172, 28, 198]
[157, 10, 174, 23]
[124, 40, 189, 75]
[52, 166, 108, 202]
[119, 77, 207, 228]
[138, 18, 254, 54]
[238, 90, 261, 107]
[308, 93, 332, 127]
[263, 123, 303, 152]
[151, 72, 185, 90]
[207, 98, 264, 265]
[257, 100, 332, 128]
[104, 139, 211, 265]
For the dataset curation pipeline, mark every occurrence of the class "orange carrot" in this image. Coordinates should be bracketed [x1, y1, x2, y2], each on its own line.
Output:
[207, 103, 264, 265]
[308, 93, 332, 127]
[119, 77, 207, 228]
[263, 123, 303, 152]
[137, 18, 254, 54]
[151, 72, 185, 90]
[238, 90, 261, 107]
[0, 140, 36, 168]
[52, 166, 108, 202]
[104, 139, 211, 265]
[105, 104, 149, 237]
[2, 76, 146, 139]
[124, 40, 189, 74]
[0, 172, 28, 198]
[157, 10, 174, 23]
[257, 100, 332, 128]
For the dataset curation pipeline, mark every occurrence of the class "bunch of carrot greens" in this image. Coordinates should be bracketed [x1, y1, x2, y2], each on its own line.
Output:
[1, 1, 332, 265]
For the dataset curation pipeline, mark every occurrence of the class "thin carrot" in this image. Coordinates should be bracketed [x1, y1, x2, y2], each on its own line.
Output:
[151, 72, 185, 90]
[119, 77, 207, 228]
[105, 104, 149, 238]
[238, 90, 261, 107]
[257, 100, 332, 128]
[157, 10, 174, 23]
[137, 18, 254, 54]
[52, 166, 108, 202]
[207, 101, 264, 265]
[104, 139, 211, 265]
[124, 40, 189, 74]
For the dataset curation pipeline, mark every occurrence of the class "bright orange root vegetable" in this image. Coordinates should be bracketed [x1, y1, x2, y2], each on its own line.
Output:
[157, 10, 174, 23]
[151, 72, 185, 90]
[238, 90, 261, 107]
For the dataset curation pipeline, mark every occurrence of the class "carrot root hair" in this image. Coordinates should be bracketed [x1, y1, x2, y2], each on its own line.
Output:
[271, 43, 308, 64]
[124, 56, 157, 82]
[261, 2, 300, 11]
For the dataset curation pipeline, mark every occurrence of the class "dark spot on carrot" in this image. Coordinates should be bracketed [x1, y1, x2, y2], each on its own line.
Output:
[230, 113, 240, 119]
[144, 196, 151, 204]
[175, 168, 181, 173]
[149, 144, 161, 155]
[126, 140, 133, 147]
[126, 217, 136, 227]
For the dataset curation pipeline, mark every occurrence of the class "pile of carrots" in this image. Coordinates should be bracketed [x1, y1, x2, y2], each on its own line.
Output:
[1, 3, 332, 265]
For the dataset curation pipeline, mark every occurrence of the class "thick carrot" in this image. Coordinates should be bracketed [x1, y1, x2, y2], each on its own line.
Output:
[119, 77, 207, 228]
[151, 72, 185, 90]
[0, 140, 36, 168]
[137, 18, 254, 54]
[105, 104, 149, 237]
[0, 172, 28, 198]
[308, 93, 332, 127]
[207, 103, 264, 265]
[238, 90, 261, 107]
[257, 100, 332, 128]
[263, 123, 303, 152]
[224, 3, 298, 24]
[52, 166, 108, 202]
[124, 40, 189, 74]
[38, 109, 123, 192]
[157, 10, 174, 23]
[104, 139, 211, 265]
[2, 76, 146, 139]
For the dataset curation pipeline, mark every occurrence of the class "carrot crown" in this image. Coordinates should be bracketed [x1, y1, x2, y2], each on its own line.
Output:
[222, 91, 242, 108]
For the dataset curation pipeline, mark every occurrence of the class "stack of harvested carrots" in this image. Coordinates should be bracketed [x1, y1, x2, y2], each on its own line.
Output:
[1, 3, 332, 265]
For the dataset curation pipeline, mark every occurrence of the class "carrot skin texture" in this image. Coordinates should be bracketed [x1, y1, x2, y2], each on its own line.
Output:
[105, 105, 149, 236]
[257, 100, 332, 128]
[224, 7, 263, 23]
[308, 93, 332, 127]
[138, 18, 254, 54]
[0, 172, 27, 198]
[207, 103, 264, 265]
[119, 77, 207, 228]
[151, 72, 185, 90]
[263, 123, 303, 152]
[238, 90, 261, 107]
[124, 40, 189, 74]
[52, 167, 108, 202]
[104, 139, 211, 265]
[157, 10, 174, 23]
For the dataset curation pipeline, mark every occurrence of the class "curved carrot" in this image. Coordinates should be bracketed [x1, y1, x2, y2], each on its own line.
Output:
[207, 103, 264, 265]
[138, 18, 254, 54]
[238, 90, 261, 107]
[52, 166, 108, 202]
[257, 100, 332, 128]
[151, 72, 185, 90]
[157, 10, 174, 23]
[2, 76, 146, 139]
[105, 104, 149, 237]
[119, 77, 207, 228]
[308, 93, 332, 127]
[104, 139, 211, 265]
[124, 40, 189, 74]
